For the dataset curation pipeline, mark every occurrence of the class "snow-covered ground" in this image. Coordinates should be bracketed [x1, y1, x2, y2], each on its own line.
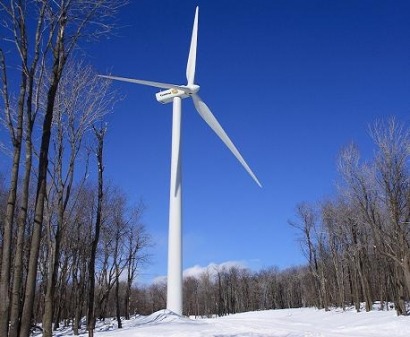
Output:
[46, 306, 410, 337]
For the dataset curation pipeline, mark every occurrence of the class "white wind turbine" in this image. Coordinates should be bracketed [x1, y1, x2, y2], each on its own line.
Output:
[100, 6, 261, 315]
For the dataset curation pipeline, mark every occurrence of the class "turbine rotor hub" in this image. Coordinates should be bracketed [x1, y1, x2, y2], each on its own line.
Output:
[186, 84, 200, 94]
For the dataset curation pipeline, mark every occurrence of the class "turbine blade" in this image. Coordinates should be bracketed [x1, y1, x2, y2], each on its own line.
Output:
[99, 75, 185, 91]
[192, 94, 262, 187]
[186, 6, 199, 86]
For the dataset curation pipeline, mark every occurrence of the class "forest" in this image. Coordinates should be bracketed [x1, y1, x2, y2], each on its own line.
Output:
[0, 1, 409, 337]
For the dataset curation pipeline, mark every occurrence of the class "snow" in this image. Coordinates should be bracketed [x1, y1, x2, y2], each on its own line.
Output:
[46, 307, 410, 337]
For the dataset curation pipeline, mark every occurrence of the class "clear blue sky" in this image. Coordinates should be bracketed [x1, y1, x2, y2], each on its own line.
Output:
[90, 0, 410, 283]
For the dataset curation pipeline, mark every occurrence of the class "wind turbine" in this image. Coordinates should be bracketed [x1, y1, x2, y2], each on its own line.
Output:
[100, 6, 261, 315]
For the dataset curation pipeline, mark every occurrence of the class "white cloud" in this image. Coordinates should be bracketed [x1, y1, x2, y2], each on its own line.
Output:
[184, 261, 248, 279]
[183, 264, 209, 279]
[152, 275, 167, 285]
[152, 261, 249, 284]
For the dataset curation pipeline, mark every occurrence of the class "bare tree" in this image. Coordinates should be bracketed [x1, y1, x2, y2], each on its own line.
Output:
[184, 276, 200, 317]
[111, 197, 127, 329]
[95, 191, 121, 321]
[69, 183, 96, 335]
[0, 2, 31, 332]
[321, 200, 347, 309]
[124, 205, 151, 320]
[289, 203, 324, 309]
[149, 280, 167, 312]
[370, 119, 410, 314]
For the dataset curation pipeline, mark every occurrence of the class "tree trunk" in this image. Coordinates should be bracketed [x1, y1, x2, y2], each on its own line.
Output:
[87, 126, 105, 337]
[43, 222, 62, 337]
[19, 56, 63, 337]
[357, 249, 372, 312]
[115, 269, 122, 328]
[0, 146, 22, 336]
[125, 276, 131, 320]
[8, 125, 33, 337]
[54, 254, 69, 331]
[73, 260, 86, 336]
[402, 255, 410, 304]
[0, 53, 26, 337]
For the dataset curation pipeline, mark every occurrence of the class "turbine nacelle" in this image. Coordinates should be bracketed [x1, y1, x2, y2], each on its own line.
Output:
[156, 84, 200, 104]
[156, 88, 189, 104]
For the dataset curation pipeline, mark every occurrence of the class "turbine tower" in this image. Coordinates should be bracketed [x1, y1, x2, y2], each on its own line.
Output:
[100, 6, 261, 315]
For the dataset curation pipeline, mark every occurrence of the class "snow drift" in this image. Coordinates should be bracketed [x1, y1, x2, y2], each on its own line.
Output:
[45, 306, 410, 337]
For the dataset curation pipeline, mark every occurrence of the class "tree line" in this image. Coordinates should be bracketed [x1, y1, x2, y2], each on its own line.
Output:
[131, 118, 409, 318]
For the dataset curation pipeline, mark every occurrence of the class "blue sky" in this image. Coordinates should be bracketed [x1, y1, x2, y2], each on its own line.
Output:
[89, 0, 410, 283]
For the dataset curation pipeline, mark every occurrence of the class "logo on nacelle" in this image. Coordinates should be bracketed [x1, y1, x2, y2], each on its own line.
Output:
[171, 89, 179, 94]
